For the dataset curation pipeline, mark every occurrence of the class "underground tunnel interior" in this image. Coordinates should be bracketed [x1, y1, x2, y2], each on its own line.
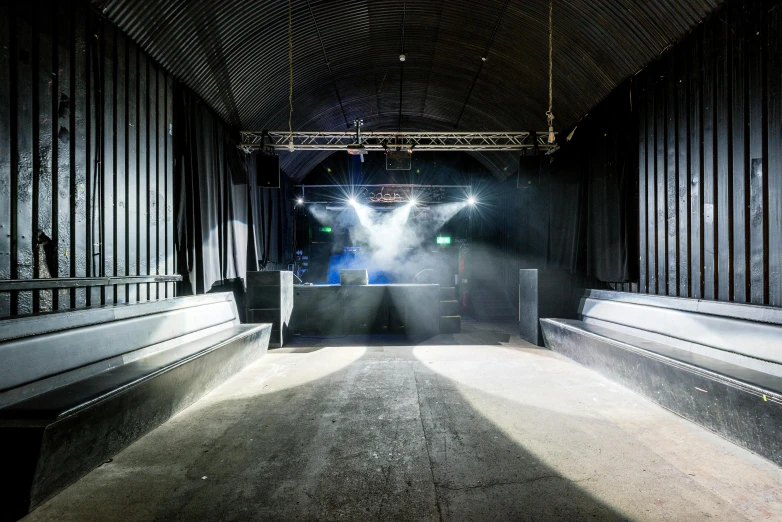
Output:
[0, 0, 781, 520]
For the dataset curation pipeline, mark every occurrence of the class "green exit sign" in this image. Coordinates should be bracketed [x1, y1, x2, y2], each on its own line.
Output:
[436, 236, 451, 245]
[319, 227, 332, 233]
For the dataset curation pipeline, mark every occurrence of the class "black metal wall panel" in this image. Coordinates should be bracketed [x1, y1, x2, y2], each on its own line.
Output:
[0, 1, 176, 317]
[633, 0, 781, 305]
[0, 3, 10, 315]
[769, 2, 782, 307]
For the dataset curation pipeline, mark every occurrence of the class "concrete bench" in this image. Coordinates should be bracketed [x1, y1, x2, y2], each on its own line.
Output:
[540, 289, 782, 466]
[0, 293, 271, 519]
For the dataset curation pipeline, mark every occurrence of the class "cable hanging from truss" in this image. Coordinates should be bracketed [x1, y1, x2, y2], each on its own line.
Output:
[288, 0, 294, 151]
[546, 0, 555, 144]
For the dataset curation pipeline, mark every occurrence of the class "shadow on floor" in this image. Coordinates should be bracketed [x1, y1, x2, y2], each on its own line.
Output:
[28, 347, 630, 521]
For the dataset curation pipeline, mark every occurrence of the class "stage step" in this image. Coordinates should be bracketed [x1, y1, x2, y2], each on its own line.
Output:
[439, 315, 461, 334]
[439, 286, 457, 301]
[439, 300, 460, 316]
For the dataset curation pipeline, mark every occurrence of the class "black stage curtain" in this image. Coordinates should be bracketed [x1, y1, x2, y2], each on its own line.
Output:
[247, 156, 295, 271]
[174, 85, 295, 296]
[546, 153, 586, 272]
[524, 82, 635, 283]
[174, 87, 249, 295]
[584, 109, 633, 282]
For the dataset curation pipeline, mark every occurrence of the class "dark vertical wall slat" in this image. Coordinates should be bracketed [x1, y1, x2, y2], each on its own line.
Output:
[0, 2, 11, 316]
[0, 4, 176, 317]
[16, 4, 34, 314]
[637, 80, 647, 294]
[701, 22, 716, 300]
[102, 21, 115, 304]
[646, 70, 657, 294]
[73, 1, 87, 308]
[147, 63, 158, 301]
[731, 0, 748, 303]
[689, 28, 703, 299]
[127, 41, 138, 303]
[768, 2, 782, 306]
[748, 0, 766, 305]
[676, 46, 690, 297]
[56, 0, 72, 310]
[166, 74, 174, 299]
[715, 11, 731, 301]
[138, 51, 148, 302]
[115, 29, 126, 304]
[157, 67, 166, 299]
[36, 5, 53, 312]
[87, 11, 99, 306]
[655, 70, 666, 295]
[665, 56, 678, 296]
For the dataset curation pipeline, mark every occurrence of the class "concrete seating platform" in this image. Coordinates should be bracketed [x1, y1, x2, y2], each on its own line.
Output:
[0, 293, 270, 520]
[541, 290, 782, 467]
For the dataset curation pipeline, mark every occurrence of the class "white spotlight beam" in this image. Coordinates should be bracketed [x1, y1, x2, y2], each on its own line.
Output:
[239, 131, 558, 153]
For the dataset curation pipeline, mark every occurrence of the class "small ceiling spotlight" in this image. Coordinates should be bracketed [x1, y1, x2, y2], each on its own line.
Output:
[399, 53, 406, 62]
[467, 196, 477, 206]
[296, 197, 304, 205]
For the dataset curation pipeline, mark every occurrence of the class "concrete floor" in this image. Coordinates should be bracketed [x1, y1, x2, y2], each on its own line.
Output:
[26, 321, 782, 521]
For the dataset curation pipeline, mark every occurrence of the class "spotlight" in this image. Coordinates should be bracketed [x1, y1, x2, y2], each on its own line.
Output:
[296, 198, 304, 205]
[467, 196, 477, 205]
[348, 197, 357, 207]
[408, 198, 418, 207]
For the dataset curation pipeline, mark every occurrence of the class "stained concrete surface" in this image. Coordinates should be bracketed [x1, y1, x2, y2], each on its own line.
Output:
[25, 320, 782, 521]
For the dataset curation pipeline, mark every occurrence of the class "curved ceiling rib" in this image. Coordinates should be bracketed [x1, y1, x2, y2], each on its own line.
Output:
[94, 0, 722, 180]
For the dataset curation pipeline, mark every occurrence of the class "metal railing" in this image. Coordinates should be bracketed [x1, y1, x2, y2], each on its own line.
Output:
[0, 275, 182, 292]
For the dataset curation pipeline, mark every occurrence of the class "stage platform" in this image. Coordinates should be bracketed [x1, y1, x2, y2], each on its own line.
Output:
[289, 284, 440, 336]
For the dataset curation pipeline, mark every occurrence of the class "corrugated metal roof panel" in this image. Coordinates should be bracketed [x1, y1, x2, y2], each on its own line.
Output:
[94, 0, 723, 179]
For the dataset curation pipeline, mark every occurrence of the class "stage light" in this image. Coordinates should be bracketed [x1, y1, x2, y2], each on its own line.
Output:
[467, 196, 476, 205]
[408, 198, 418, 207]
[296, 198, 304, 205]
[349, 197, 358, 207]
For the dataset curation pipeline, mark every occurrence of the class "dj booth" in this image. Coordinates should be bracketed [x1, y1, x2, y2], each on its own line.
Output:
[288, 283, 440, 336]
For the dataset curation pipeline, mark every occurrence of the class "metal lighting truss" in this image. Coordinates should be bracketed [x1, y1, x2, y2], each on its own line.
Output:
[239, 131, 557, 153]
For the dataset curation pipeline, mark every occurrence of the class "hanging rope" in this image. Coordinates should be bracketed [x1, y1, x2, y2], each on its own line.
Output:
[288, 0, 294, 151]
[546, 0, 555, 144]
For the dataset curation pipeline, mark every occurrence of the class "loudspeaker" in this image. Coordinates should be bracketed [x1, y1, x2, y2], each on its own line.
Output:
[517, 154, 542, 188]
[256, 153, 280, 188]
[386, 150, 412, 170]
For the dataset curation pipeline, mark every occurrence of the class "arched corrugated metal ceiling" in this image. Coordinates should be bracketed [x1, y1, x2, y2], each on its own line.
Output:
[94, 0, 722, 179]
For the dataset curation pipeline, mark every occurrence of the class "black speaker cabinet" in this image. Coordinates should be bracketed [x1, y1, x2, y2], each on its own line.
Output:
[256, 153, 281, 188]
[519, 269, 583, 346]
[517, 154, 542, 188]
[386, 150, 412, 170]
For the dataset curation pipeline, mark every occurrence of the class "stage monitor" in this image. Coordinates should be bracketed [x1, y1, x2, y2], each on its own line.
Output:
[386, 150, 412, 170]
